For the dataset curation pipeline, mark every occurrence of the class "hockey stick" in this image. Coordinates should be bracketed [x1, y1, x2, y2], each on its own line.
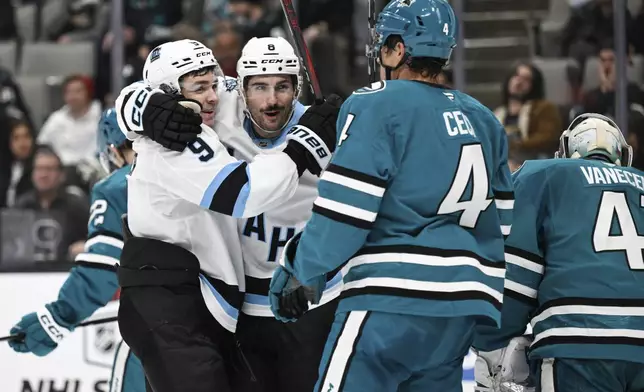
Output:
[367, 0, 377, 84]
[0, 316, 118, 343]
[278, 0, 323, 102]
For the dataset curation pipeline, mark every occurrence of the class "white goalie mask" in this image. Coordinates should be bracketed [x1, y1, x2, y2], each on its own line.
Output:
[236, 37, 302, 134]
[555, 113, 633, 167]
[143, 39, 224, 94]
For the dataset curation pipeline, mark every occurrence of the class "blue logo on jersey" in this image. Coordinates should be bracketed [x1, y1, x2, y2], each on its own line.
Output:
[225, 78, 237, 92]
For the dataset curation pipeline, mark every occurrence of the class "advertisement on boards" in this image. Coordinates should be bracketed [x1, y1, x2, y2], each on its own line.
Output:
[0, 272, 477, 392]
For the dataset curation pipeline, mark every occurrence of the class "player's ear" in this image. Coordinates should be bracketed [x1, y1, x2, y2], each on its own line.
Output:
[395, 41, 406, 59]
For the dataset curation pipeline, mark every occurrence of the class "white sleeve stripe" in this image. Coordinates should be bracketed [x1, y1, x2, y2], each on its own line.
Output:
[75, 253, 119, 266]
[501, 225, 511, 235]
[321, 171, 386, 197]
[495, 199, 514, 209]
[533, 327, 644, 345]
[504, 279, 538, 299]
[84, 235, 124, 251]
[505, 252, 545, 274]
[531, 304, 644, 326]
[314, 197, 378, 223]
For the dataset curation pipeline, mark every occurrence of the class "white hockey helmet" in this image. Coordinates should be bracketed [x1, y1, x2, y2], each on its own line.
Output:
[556, 113, 633, 167]
[143, 39, 224, 94]
[236, 37, 302, 133]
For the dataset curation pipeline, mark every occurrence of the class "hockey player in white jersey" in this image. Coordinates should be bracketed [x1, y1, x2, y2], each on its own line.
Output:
[114, 39, 340, 392]
[210, 37, 342, 392]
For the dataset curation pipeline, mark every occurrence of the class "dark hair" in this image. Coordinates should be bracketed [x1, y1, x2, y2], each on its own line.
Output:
[242, 74, 298, 91]
[179, 65, 216, 84]
[501, 61, 545, 105]
[383, 35, 447, 79]
[9, 119, 32, 135]
[34, 144, 63, 169]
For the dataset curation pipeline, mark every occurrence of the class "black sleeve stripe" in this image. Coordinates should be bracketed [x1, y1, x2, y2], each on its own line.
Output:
[505, 288, 538, 307]
[88, 230, 124, 241]
[505, 245, 545, 265]
[209, 162, 249, 215]
[75, 260, 117, 271]
[119, 90, 136, 134]
[493, 190, 514, 200]
[326, 164, 387, 188]
[312, 204, 373, 230]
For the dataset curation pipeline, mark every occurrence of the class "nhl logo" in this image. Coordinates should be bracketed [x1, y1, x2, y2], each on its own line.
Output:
[83, 321, 120, 368]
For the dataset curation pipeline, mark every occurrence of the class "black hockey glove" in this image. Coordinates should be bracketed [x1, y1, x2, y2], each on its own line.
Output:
[283, 94, 343, 176]
[278, 285, 311, 320]
[140, 93, 203, 152]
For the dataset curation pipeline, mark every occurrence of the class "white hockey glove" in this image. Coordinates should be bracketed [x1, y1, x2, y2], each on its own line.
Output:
[474, 336, 534, 392]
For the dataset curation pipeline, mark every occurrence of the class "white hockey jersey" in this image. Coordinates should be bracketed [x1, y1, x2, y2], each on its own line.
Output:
[115, 81, 300, 331]
[215, 78, 342, 317]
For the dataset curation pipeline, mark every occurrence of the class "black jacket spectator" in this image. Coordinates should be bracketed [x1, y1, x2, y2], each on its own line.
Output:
[0, 2, 17, 40]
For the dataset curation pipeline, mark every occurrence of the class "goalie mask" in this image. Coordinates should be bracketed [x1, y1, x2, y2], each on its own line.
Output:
[556, 113, 633, 167]
[236, 37, 302, 134]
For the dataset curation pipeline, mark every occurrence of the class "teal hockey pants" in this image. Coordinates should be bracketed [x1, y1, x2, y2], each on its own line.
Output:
[109, 339, 148, 392]
[314, 310, 476, 392]
[537, 358, 644, 392]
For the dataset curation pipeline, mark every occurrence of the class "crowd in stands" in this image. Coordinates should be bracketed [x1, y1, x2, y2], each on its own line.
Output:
[0, 0, 642, 267]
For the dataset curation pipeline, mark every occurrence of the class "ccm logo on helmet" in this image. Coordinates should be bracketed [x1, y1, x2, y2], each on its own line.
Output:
[261, 59, 284, 64]
[196, 51, 211, 57]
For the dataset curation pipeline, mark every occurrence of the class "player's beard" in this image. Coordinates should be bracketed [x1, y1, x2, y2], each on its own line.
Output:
[255, 104, 289, 133]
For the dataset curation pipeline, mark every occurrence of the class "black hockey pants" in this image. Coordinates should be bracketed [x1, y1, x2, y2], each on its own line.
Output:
[232, 298, 339, 392]
[117, 237, 236, 392]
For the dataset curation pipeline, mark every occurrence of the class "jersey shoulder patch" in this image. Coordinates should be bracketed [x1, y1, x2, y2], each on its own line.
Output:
[352, 80, 387, 95]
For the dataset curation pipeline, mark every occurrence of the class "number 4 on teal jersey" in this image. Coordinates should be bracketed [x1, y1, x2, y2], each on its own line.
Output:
[593, 191, 644, 270]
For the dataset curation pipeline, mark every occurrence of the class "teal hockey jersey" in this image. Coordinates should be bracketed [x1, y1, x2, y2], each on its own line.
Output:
[474, 158, 644, 364]
[290, 80, 513, 324]
[51, 164, 129, 326]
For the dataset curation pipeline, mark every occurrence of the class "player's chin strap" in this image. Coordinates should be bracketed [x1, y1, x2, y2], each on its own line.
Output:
[381, 52, 409, 80]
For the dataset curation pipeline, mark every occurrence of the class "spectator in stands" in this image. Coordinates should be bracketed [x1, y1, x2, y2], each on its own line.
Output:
[97, 0, 186, 101]
[14, 146, 89, 262]
[229, 0, 283, 42]
[0, 120, 35, 208]
[495, 61, 563, 159]
[0, 66, 35, 130]
[47, 0, 107, 43]
[37, 74, 101, 167]
[561, 0, 633, 67]
[210, 28, 243, 77]
[299, 0, 355, 98]
[581, 39, 644, 117]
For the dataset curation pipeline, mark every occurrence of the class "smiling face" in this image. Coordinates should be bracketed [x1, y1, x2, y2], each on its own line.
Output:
[180, 70, 219, 127]
[244, 75, 295, 136]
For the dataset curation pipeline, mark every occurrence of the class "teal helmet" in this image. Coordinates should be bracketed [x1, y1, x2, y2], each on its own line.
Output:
[556, 113, 633, 167]
[372, 0, 457, 63]
[97, 108, 128, 173]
